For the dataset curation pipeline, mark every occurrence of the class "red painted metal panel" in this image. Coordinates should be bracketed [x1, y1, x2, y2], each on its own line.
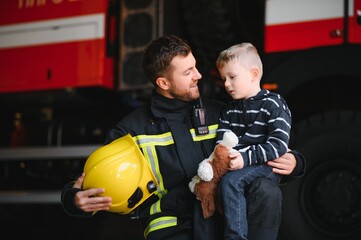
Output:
[0, 0, 114, 93]
[0, 39, 113, 93]
[265, 18, 344, 53]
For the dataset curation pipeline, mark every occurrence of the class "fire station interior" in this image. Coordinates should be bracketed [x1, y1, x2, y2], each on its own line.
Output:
[1, 0, 361, 240]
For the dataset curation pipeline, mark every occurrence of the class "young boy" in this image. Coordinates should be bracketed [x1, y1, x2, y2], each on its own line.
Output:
[216, 42, 292, 239]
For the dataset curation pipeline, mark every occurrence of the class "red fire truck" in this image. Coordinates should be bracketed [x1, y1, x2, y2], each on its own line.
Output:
[1, 1, 361, 240]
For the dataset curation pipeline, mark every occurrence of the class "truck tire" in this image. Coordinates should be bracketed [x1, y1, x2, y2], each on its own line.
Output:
[279, 110, 361, 240]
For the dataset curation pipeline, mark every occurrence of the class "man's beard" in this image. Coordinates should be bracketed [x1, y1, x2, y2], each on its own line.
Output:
[170, 87, 200, 102]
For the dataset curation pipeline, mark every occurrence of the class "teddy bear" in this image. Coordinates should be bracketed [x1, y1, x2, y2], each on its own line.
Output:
[189, 130, 239, 218]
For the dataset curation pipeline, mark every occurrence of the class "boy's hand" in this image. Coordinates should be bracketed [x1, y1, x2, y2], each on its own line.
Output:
[229, 151, 244, 170]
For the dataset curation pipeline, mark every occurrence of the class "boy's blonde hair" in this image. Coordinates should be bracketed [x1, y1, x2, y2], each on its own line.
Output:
[216, 42, 263, 76]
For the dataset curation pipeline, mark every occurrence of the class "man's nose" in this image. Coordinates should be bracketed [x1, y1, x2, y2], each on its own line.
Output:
[194, 68, 202, 80]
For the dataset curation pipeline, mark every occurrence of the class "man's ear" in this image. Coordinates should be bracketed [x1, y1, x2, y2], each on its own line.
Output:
[156, 77, 170, 90]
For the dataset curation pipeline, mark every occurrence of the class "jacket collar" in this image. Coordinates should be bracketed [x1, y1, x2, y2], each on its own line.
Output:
[150, 91, 196, 120]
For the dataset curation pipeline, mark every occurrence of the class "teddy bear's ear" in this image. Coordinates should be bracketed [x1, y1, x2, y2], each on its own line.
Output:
[220, 131, 238, 148]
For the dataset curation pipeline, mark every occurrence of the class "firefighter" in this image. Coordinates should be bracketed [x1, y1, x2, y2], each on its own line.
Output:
[61, 35, 305, 240]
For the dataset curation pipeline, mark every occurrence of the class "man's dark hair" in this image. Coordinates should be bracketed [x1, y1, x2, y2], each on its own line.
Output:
[142, 35, 192, 86]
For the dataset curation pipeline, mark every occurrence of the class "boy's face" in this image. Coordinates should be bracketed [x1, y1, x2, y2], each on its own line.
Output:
[218, 60, 260, 100]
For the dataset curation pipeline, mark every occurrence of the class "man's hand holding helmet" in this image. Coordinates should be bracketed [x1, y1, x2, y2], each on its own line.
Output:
[73, 172, 112, 213]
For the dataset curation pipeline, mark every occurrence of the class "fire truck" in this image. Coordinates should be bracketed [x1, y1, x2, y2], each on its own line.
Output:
[1, 0, 361, 240]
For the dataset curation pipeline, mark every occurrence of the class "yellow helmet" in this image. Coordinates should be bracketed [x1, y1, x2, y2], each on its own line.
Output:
[82, 134, 158, 214]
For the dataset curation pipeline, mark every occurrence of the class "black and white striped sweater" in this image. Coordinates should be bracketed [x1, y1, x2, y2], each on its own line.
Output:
[216, 89, 292, 167]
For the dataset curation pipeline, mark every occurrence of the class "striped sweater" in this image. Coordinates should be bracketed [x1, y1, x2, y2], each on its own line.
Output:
[216, 89, 292, 167]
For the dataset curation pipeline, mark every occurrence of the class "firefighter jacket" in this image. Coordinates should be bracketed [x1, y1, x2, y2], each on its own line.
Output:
[105, 91, 225, 239]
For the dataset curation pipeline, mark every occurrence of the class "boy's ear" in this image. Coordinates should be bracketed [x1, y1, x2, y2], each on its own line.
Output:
[156, 77, 170, 90]
[251, 67, 260, 80]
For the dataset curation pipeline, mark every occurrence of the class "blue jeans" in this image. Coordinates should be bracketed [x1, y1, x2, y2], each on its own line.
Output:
[219, 164, 281, 240]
